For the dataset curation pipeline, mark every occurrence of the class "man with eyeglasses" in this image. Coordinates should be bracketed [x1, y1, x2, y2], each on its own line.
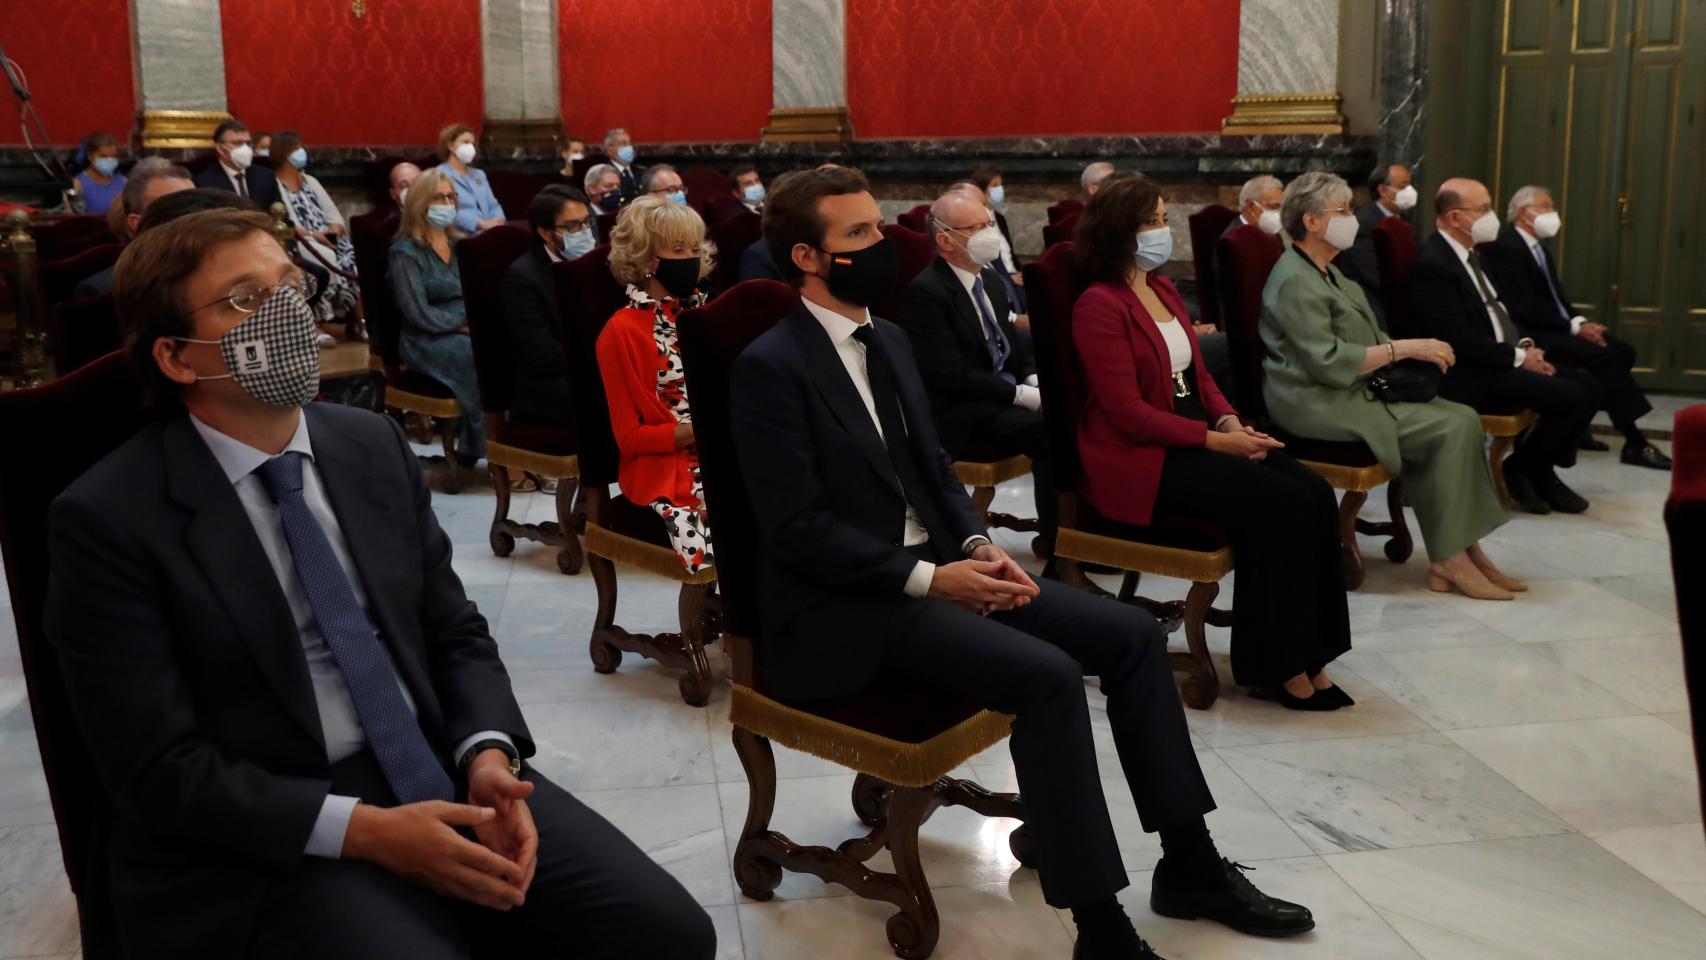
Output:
[1408, 177, 1599, 514]
[45, 207, 716, 958]
[502, 186, 594, 427]
[896, 188, 1058, 559]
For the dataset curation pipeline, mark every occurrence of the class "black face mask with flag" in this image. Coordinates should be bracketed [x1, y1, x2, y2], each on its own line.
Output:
[816, 236, 897, 310]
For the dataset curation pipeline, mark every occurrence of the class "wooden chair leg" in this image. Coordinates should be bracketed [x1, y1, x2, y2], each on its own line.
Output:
[1382, 478, 1415, 563]
[676, 582, 716, 707]
[438, 416, 462, 494]
[488, 463, 514, 557]
[587, 553, 622, 673]
[882, 787, 943, 959]
[852, 773, 893, 827]
[731, 727, 784, 900]
[1489, 435, 1516, 508]
[553, 477, 583, 575]
[1338, 490, 1369, 590]
[969, 485, 995, 527]
[1170, 579, 1221, 709]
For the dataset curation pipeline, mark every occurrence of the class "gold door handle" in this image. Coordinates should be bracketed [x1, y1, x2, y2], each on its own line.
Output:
[1617, 194, 1631, 225]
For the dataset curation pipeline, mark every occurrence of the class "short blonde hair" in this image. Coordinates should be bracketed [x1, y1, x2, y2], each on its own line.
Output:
[396, 168, 465, 247]
[607, 194, 716, 286]
[438, 123, 475, 161]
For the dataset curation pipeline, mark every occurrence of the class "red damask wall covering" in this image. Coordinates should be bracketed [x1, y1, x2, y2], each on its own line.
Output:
[220, 0, 484, 146]
[0, 0, 134, 146]
[559, 0, 771, 143]
[845, 0, 1240, 137]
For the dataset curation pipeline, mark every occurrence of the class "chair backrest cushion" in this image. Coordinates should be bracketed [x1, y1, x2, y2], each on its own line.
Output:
[1373, 217, 1419, 336]
[1021, 241, 1091, 489]
[1664, 403, 1706, 820]
[349, 208, 403, 364]
[678, 165, 729, 211]
[876, 223, 936, 322]
[454, 224, 536, 415]
[483, 169, 549, 222]
[48, 293, 121, 376]
[896, 203, 931, 234]
[1215, 224, 1286, 420]
[710, 210, 763, 294]
[1043, 211, 1081, 250]
[551, 246, 629, 484]
[33, 215, 114, 261]
[1047, 199, 1084, 224]
[1187, 204, 1238, 326]
[38, 243, 124, 314]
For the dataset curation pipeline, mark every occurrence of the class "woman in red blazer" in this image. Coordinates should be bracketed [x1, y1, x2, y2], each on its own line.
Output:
[596, 194, 717, 574]
[1072, 175, 1351, 710]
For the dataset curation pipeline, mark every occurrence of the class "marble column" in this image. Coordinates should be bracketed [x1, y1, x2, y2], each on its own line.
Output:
[482, 0, 561, 151]
[762, 0, 852, 141]
[129, 0, 230, 147]
[1377, 0, 1429, 178]
[1222, 0, 1346, 134]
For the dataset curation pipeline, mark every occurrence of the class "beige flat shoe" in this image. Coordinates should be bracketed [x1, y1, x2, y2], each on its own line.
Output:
[1429, 566, 1514, 601]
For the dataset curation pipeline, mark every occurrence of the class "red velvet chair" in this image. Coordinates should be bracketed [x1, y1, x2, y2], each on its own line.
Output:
[38, 243, 123, 315]
[709, 210, 762, 294]
[455, 224, 584, 574]
[1042, 211, 1080, 249]
[47, 293, 120, 376]
[364, 153, 438, 208]
[483, 169, 549, 222]
[31, 215, 113, 261]
[0, 351, 149, 960]
[1024, 241, 1230, 709]
[349, 207, 467, 492]
[896, 203, 931, 233]
[595, 210, 618, 242]
[1374, 216, 1534, 508]
[1216, 225, 1413, 589]
[702, 192, 746, 226]
[1046, 198, 1083, 224]
[678, 165, 729, 211]
[874, 223, 936, 323]
[552, 247, 720, 705]
[676, 279, 1031, 959]
[1187, 204, 1238, 327]
[1665, 404, 1706, 824]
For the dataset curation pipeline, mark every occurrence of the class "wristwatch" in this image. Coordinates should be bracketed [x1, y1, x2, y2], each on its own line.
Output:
[962, 535, 993, 557]
[458, 738, 521, 778]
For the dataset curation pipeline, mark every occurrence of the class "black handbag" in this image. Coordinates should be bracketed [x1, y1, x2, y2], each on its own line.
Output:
[1366, 358, 1442, 408]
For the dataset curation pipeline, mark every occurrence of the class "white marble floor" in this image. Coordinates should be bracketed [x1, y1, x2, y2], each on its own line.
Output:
[2, 440, 1702, 960]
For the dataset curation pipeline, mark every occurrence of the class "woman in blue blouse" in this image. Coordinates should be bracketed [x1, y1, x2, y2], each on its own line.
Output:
[73, 131, 126, 216]
[389, 167, 486, 461]
[435, 123, 506, 234]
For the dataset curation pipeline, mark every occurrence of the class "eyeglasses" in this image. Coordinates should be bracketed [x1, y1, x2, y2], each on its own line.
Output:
[942, 220, 995, 233]
[1320, 206, 1351, 216]
[556, 219, 592, 233]
[190, 270, 318, 315]
[648, 185, 683, 194]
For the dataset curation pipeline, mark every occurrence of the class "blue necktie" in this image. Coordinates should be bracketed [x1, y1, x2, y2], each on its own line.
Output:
[255, 452, 454, 804]
[971, 275, 1015, 385]
[1532, 243, 1572, 325]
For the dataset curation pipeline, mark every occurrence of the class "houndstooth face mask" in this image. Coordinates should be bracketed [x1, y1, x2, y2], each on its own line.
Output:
[177, 283, 321, 407]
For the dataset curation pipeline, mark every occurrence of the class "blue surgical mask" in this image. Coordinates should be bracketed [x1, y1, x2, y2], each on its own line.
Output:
[560, 228, 596, 260]
[288, 147, 308, 170]
[616, 145, 636, 165]
[92, 156, 120, 176]
[426, 204, 458, 229]
[743, 183, 765, 204]
[1133, 226, 1172, 271]
[987, 184, 1005, 205]
[667, 190, 687, 206]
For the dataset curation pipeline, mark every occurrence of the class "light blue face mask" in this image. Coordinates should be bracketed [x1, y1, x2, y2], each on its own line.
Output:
[92, 156, 120, 176]
[616, 144, 636, 164]
[1133, 226, 1172, 271]
[426, 203, 458, 229]
[288, 147, 308, 170]
[987, 184, 1005, 205]
[743, 183, 765, 204]
[560, 228, 597, 260]
[667, 190, 687, 206]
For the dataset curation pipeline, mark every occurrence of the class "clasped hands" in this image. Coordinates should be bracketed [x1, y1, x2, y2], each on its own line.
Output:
[1205, 415, 1284, 461]
[928, 543, 1040, 616]
[341, 749, 538, 912]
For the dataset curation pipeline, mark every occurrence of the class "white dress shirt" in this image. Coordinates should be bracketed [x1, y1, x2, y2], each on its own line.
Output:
[945, 261, 1041, 411]
[1516, 225, 1586, 335]
[800, 299, 986, 597]
[1440, 230, 1528, 367]
[218, 161, 250, 197]
[189, 412, 511, 858]
[1157, 315, 1193, 373]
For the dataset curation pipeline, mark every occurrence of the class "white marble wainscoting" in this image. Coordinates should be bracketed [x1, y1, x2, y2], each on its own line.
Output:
[0, 439, 1701, 959]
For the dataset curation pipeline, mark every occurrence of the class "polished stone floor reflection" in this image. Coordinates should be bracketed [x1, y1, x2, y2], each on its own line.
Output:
[0, 440, 1700, 959]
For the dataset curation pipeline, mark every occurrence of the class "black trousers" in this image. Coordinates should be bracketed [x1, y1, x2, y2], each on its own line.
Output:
[247, 753, 716, 960]
[1481, 365, 1600, 475]
[1150, 447, 1351, 687]
[878, 578, 1215, 908]
[961, 403, 1058, 544]
[1533, 330, 1651, 436]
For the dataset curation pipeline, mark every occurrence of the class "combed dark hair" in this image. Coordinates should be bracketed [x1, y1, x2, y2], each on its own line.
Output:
[1369, 162, 1404, 192]
[1074, 172, 1158, 282]
[527, 185, 588, 231]
[729, 163, 757, 188]
[116, 208, 276, 406]
[211, 120, 248, 145]
[136, 188, 259, 235]
[269, 129, 302, 171]
[969, 165, 1001, 192]
[761, 166, 872, 287]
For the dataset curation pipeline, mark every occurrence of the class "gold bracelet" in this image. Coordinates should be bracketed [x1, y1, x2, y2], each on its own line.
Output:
[1387, 342, 1396, 365]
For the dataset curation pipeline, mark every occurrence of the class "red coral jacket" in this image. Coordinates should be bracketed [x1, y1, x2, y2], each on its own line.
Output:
[595, 303, 701, 507]
[1072, 275, 1235, 526]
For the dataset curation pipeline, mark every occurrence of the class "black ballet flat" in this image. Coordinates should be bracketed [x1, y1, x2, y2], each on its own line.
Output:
[1261, 686, 1343, 711]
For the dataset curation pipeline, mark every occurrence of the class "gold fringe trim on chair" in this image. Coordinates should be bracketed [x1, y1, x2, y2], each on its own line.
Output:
[486, 443, 579, 481]
[954, 455, 1033, 488]
[1481, 411, 1537, 437]
[1053, 527, 1233, 582]
[1297, 460, 1391, 494]
[384, 388, 462, 420]
[729, 684, 1012, 788]
[584, 522, 718, 584]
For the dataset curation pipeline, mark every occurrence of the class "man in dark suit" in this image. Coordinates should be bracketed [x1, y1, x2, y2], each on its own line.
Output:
[46, 208, 714, 959]
[193, 119, 284, 212]
[503, 186, 595, 425]
[73, 161, 195, 299]
[737, 236, 780, 282]
[1337, 162, 1418, 330]
[1481, 185, 1670, 470]
[731, 167, 1312, 960]
[897, 188, 1056, 550]
[1408, 178, 1599, 514]
[602, 127, 642, 201]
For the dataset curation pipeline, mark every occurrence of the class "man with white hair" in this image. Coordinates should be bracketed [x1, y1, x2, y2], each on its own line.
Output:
[1482, 185, 1669, 470]
[1081, 160, 1115, 198]
[1223, 175, 1284, 240]
[584, 162, 622, 214]
[602, 127, 640, 200]
[897, 188, 1056, 555]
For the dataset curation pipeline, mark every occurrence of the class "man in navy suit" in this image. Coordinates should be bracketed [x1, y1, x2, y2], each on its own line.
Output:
[729, 167, 1313, 960]
[193, 119, 284, 212]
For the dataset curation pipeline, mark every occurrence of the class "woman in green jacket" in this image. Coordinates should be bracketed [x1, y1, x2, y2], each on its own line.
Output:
[1260, 172, 1518, 600]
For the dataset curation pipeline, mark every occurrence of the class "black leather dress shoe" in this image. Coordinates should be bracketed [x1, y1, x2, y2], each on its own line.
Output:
[1150, 857, 1315, 937]
[1534, 473, 1590, 513]
[1621, 444, 1673, 471]
[1072, 930, 1165, 959]
[1579, 432, 1611, 452]
[1504, 472, 1551, 515]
